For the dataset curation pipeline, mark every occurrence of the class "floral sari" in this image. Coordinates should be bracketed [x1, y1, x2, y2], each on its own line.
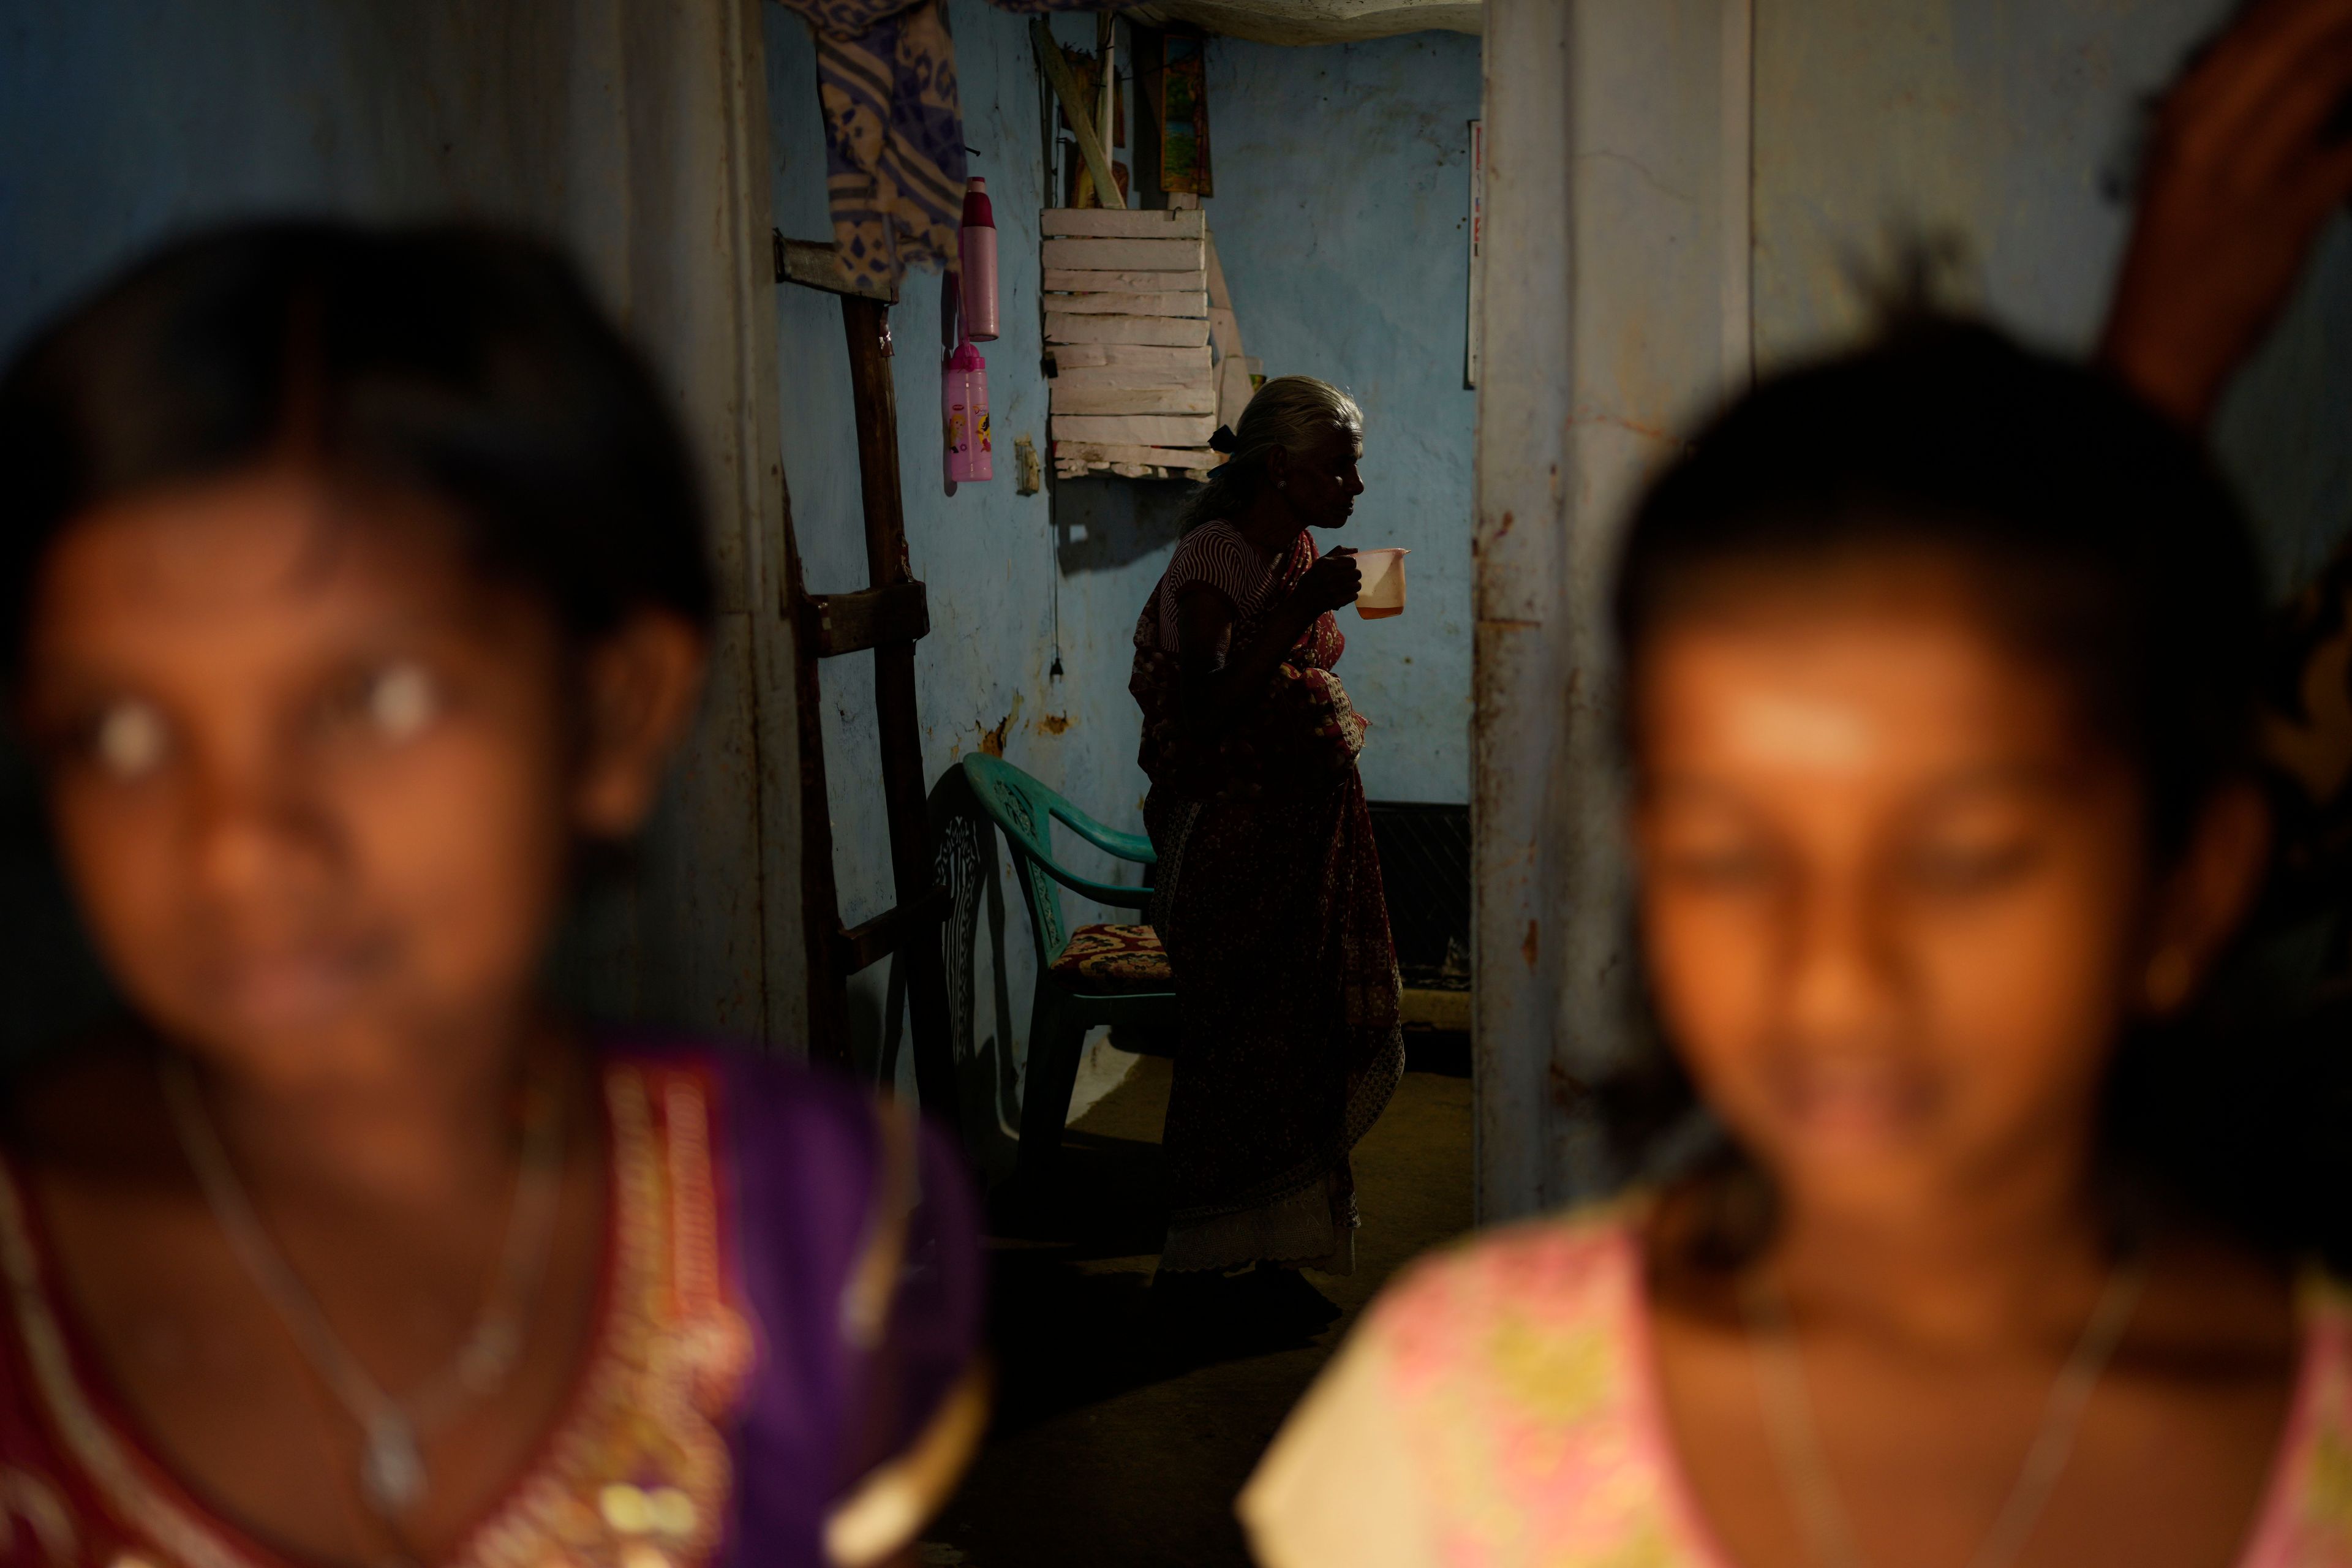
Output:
[1131, 528, 1404, 1274]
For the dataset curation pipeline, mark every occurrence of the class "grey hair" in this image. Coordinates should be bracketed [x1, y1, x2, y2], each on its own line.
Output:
[1178, 374, 1363, 533]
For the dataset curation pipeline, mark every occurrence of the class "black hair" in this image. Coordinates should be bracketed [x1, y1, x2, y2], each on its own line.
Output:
[1603, 320, 2352, 1268]
[1616, 318, 2261, 854]
[0, 219, 714, 665]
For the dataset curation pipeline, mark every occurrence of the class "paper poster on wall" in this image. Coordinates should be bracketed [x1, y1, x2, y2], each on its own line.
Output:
[1159, 30, 1212, 197]
[1466, 119, 1484, 389]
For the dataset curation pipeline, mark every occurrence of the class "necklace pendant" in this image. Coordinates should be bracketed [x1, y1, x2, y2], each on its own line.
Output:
[361, 1411, 428, 1518]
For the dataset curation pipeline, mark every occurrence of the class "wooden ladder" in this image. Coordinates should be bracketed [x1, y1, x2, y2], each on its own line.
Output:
[773, 233, 957, 1115]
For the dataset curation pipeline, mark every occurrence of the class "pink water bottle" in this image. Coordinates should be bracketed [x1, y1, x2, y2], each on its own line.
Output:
[959, 178, 999, 342]
[944, 337, 992, 482]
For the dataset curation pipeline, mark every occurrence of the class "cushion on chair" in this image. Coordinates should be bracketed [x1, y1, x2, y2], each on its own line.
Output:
[1050, 924, 1173, 989]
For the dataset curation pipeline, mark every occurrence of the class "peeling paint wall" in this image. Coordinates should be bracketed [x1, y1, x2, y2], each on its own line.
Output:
[767, 6, 1479, 1144]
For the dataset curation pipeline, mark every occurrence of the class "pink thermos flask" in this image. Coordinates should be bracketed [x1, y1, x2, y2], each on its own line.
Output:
[944, 337, 993, 482]
[959, 178, 999, 342]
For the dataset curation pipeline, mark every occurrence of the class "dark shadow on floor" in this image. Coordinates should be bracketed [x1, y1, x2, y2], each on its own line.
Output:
[927, 1033, 1474, 1568]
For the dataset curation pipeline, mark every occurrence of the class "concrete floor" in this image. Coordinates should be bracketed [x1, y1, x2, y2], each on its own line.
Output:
[924, 1036, 1474, 1567]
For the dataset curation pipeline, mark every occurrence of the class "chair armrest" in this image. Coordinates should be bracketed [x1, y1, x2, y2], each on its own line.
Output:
[1035, 859, 1156, 910]
[1050, 805, 1158, 866]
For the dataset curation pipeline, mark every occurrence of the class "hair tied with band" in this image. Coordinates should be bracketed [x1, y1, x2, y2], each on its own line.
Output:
[1177, 377, 1362, 533]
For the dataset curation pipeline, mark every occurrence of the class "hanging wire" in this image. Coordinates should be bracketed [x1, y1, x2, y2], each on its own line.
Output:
[1035, 14, 1068, 683]
[1049, 526, 1065, 682]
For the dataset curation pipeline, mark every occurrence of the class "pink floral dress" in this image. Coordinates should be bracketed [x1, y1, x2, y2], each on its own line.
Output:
[1242, 1206, 2352, 1568]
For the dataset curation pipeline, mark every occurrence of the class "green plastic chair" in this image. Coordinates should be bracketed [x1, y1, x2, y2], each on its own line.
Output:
[959, 753, 1174, 1180]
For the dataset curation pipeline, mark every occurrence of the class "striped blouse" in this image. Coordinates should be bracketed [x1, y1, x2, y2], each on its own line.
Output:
[1148, 521, 1283, 657]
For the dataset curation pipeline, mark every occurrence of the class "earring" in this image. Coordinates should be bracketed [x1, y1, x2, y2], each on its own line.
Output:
[2144, 946, 2195, 1012]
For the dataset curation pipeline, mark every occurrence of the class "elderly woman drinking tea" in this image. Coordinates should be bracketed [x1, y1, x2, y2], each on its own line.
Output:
[1128, 374, 1404, 1290]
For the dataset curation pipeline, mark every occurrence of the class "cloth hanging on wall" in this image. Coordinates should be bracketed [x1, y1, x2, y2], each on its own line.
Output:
[778, 0, 1112, 295]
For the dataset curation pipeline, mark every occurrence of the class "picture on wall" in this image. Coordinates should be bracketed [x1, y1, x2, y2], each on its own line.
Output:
[1159, 29, 1212, 197]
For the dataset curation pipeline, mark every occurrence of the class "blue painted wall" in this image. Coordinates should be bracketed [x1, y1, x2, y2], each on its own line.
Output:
[1046, 27, 1482, 809]
[766, 7, 1479, 1142]
[0, 1, 599, 361]
[1186, 32, 1481, 804]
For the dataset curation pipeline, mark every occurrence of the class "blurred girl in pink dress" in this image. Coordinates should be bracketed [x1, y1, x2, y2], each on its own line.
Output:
[1246, 4, 2352, 1564]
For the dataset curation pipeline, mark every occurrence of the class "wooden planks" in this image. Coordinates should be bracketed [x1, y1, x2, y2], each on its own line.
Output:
[1052, 413, 1218, 445]
[1204, 224, 1261, 428]
[1047, 342, 1212, 372]
[1041, 209, 1232, 481]
[780, 291, 957, 1110]
[1052, 442, 1215, 464]
[1043, 268, 1205, 293]
[1218, 352, 1263, 428]
[1207, 304, 1242, 356]
[1043, 312, 1210, 347]
[1041, 236, 1204, 273]
[1050, 360, 1213, 391]
[835, 884, 952, 976]
[1041, 208, 1205, 239]
[1047, 383, 1218, 416]
[773, 235, 898, 304]
[1050, 439, 1221, 480]
[1047, 290, 1208, 318]
[1204, 232, 1234, 311]
[799, 581, 930, 658]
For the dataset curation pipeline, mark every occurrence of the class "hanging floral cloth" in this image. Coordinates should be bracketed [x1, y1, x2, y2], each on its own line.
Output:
[777, 0, 1111, 295]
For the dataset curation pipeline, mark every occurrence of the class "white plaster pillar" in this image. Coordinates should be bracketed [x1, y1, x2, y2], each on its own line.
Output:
[1472, 0, 1752, 1219]
[540, 0, 808, 1052]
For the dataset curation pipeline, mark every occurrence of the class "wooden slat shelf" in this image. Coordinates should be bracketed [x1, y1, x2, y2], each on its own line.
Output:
[1041, 236, 1205, 273]
[1039, 208, 1205, 239]
[1046, 290, 1209, 318]
[1042, 267, 1207, 293]
[1040, 208, 1243, 482]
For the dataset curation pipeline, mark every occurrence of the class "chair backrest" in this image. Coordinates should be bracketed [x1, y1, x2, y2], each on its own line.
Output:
[961, 753, 1074, 963]
[926, 766, 989, 1087]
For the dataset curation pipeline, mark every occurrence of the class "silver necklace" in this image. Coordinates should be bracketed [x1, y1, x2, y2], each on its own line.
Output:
[1743, 1255, 2147, 1568]
[160, 1053, 567, 1521]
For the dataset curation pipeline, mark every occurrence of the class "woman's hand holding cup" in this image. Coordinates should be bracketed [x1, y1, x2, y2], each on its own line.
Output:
[1301, 548, 1362, 615]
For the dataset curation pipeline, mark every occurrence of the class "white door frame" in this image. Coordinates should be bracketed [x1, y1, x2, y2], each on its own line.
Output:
[1472, 0, 1753, 1218]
